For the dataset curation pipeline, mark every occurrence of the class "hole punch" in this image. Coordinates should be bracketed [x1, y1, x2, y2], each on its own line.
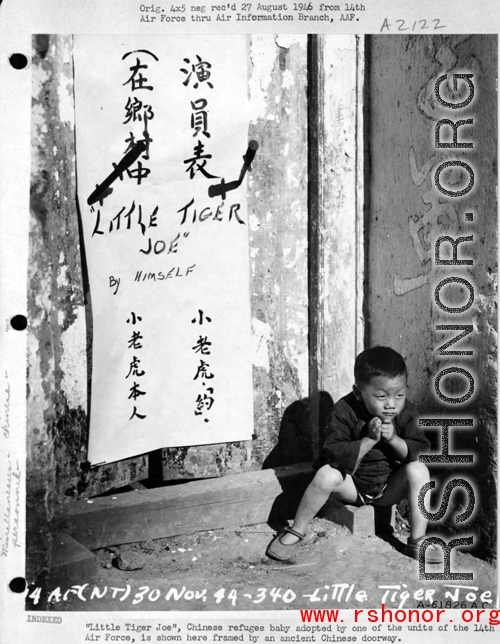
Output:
[9, 577, 27, 593]
[9, 53, 28, 70]
[10, 315, 27, 331]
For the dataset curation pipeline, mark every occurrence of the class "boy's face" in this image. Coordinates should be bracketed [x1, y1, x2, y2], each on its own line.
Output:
[354, 373, 407, 421]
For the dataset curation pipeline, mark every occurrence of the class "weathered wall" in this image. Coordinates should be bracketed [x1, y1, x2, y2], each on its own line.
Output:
[316, 35, 364, 402]
[367, 35, 497, 560]
[28, 34, 149, 582]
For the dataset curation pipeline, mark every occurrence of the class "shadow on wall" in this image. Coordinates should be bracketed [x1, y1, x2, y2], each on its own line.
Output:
[261, 392, 334, 531]
[262, 391, 335, 470]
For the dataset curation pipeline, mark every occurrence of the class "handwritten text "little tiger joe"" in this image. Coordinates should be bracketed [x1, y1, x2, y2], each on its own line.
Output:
[28, 582, 494, 609]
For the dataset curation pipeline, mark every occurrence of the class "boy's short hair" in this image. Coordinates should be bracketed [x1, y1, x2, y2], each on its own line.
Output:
[354, 346, 407, 385]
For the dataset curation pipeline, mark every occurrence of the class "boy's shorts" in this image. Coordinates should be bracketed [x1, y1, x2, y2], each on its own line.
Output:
[313, 458, 391, 506]
[354, 482, 388, 506]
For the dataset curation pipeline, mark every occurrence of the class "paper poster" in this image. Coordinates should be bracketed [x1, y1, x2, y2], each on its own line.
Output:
[74, 36, 253, 464]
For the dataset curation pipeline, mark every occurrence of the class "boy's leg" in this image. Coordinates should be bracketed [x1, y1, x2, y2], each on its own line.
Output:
[280, 464, 359, 545]
[372, 461, 430, 540]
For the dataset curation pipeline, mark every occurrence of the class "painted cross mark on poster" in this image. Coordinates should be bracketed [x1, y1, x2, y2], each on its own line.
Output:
[74, 36, 253, 465]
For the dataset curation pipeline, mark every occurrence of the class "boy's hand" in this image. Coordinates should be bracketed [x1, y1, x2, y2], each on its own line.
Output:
[380, 418, 396, 442]
[367, 417, 382, 441]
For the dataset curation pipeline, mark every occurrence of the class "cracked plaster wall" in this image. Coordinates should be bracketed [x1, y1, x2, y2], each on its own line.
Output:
[28, 35, 151, 583]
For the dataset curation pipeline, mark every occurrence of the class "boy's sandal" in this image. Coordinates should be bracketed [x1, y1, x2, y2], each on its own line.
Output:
[404, 535, 443, 564]
[266, 527, 306, 562]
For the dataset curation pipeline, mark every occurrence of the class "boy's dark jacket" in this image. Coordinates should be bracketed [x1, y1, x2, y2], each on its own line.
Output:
[317, 391, 430, 496]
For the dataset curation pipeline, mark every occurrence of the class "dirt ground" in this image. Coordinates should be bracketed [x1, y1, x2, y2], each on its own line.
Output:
[49, 517, 497, 612]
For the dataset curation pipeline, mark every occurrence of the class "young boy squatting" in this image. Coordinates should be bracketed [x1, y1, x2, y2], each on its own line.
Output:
[266, 346, 441, 563]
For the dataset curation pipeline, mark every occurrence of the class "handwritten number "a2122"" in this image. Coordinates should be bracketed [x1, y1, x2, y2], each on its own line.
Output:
[380, 18, 447, 32]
